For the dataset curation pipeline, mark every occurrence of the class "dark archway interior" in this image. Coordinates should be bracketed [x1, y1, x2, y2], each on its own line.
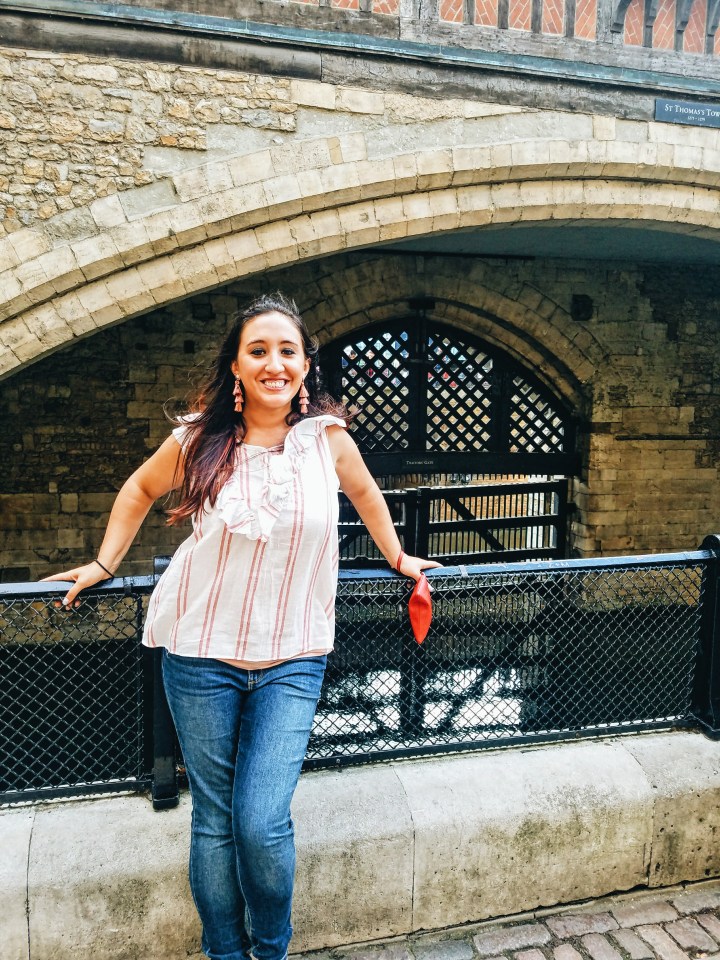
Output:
[384, 219, 720, 264]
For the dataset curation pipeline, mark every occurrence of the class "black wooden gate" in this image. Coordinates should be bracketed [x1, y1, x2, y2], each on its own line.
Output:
[321, 314, 577, 564]
[337, 480, 568, 565]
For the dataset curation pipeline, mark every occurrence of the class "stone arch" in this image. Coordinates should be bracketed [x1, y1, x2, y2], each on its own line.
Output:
[265, 253, 604, 414]
[1, 131, 718, 380]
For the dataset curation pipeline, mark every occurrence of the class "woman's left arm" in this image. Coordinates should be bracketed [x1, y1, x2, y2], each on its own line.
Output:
[327, 426, 442, 581]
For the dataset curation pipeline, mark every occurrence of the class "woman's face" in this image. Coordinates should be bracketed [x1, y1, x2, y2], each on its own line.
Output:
[231, 311, 310, 414]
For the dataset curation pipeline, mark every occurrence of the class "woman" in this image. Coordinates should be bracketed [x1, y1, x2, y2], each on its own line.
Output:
[43, 293, 439, 960]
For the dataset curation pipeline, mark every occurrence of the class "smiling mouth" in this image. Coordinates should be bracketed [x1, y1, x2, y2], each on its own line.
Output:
[262, 380, 289, 390]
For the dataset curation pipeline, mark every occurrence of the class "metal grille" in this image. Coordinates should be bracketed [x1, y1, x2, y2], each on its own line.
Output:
[309, 558, 705, 763]
[0, 586, 149, 802]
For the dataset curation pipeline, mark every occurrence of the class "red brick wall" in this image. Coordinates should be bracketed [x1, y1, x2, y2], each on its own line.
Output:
[652, 0, 676, 49]
[475, 0, 499, 26]
[624, 0, 644, 45]
[683, 0, 706, 51]
[542, 0, 565, 34]
[574, 0, 598, 38]
[440, 0, 465, 21]
[508, 0, 532, 31]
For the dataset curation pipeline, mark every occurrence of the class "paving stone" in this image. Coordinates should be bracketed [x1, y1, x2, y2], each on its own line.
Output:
[698, 914, 720, 941]
[581, 934, 624, 960]
[337, 949, 388, 960]
[380, 947, 414, 960]
[611, 903, 680, 928]
[547, 913, 618, 939]
[610, 928, 655, 959]
[339, 947, 411, 960]
[514, 950, 547, 960]
[413, 941, 475, 960]
[671, 891, 720, 915]
[553, 947, 583, 960]
[473, 924, 552, 957]
[663, 917, 718, 952]
[635, 925, 691, 960]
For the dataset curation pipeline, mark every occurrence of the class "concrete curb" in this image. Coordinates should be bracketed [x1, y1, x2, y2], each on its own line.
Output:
[4, 730, 720, 960]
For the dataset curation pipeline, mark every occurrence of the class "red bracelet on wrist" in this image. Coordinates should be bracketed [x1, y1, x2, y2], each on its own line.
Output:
[396, 550, 405, 573]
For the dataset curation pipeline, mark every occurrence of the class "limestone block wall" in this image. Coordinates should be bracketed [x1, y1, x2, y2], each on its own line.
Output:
[1, 251, 719, 580]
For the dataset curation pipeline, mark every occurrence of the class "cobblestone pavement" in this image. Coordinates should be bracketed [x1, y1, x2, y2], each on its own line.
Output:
[291, 881, 720, 960]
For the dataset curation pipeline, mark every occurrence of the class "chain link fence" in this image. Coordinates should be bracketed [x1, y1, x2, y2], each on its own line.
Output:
[2, 541, 720, 807]
[318, 559, 704, 764]
[0, 583, 152, 804]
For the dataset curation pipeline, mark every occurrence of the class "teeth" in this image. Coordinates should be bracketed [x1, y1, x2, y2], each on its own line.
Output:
[264, 380, 287, 388]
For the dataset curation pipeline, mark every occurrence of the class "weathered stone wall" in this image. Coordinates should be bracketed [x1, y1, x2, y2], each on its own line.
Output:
[576, 263, 720, 554]
[0, 47, 296, 237]
[1, 251, 719, 580]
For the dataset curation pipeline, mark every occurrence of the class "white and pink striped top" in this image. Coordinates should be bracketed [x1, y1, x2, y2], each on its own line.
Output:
[142, 415, 346, 662]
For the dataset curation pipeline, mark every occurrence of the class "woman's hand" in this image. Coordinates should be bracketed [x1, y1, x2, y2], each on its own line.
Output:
[396, 552, 442, 582]
[41, 561, 113, 608]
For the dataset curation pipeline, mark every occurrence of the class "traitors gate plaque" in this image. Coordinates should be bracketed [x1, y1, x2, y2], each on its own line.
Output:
[655, 99, 720, 128]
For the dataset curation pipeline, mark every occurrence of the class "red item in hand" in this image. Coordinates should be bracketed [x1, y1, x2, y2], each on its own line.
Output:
[408, 573, 432, 644]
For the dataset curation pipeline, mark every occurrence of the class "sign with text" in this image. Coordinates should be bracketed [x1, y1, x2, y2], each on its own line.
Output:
[655, 99, 720, 128]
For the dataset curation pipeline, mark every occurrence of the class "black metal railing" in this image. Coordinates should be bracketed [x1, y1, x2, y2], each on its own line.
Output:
[338, 479, 569, 565]
[2, 537, 719, 810]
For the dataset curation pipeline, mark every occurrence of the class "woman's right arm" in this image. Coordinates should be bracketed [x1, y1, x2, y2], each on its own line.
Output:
[41, 434, 184, 606]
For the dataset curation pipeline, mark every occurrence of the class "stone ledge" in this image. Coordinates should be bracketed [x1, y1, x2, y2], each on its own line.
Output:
[3, 730, 720, 960]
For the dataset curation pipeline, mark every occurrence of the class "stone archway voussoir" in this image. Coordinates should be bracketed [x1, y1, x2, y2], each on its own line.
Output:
[0, 138, 713, 328]
[1, 171, 717, 380]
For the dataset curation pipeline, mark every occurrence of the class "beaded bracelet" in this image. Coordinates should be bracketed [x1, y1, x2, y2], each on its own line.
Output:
[94, 558, 114, 578]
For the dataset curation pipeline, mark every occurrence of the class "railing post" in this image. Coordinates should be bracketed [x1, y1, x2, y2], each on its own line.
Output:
[398, 495, 428, 739]
[399, 623, 428, 738]
[416, 486, 431, 559]
[555, 479, 569, 558]
[403, 488, 419, 556]
[150, 556, 179, 810]
[693, 534, 720, 738]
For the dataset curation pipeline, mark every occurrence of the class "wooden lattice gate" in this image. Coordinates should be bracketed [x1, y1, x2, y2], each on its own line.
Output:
[320, 315, 578, 564]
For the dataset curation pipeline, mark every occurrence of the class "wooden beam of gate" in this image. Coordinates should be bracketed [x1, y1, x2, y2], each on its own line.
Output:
[435, 492, 507, 551]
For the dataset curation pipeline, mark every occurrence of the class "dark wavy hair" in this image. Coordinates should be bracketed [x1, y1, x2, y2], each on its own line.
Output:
[167, 292, 346, 525]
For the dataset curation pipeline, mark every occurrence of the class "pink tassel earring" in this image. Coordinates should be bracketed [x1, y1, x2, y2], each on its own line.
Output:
[233, 377, 244, 413]
[299, 380, 309, 415]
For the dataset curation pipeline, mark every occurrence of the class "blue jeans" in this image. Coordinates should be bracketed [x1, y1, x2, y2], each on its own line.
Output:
[162, 651, 327, 960]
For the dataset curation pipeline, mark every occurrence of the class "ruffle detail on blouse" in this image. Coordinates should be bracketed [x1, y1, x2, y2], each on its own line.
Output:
[216, 415, 345, 542]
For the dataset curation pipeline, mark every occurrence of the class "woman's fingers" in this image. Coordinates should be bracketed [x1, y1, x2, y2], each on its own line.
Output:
[39, 570, 80, 608]
[40, 564, 108, 609]
[61, 582, 86, 606]
[400, 554, 443, 581]
[52, 598, 82, 610]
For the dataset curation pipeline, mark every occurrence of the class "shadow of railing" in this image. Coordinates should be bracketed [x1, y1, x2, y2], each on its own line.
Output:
[2, 536, 719, 810]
